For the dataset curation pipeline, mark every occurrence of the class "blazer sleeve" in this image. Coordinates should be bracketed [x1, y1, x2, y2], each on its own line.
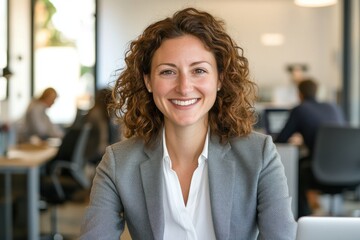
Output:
[256, 136, 297, 240]
[79, 147, 124, 240]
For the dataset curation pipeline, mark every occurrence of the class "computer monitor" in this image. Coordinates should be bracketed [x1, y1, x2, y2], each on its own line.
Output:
[263, 108, 290, 138]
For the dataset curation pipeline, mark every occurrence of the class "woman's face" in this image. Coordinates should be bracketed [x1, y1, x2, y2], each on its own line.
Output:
[144, 34, 220, 130]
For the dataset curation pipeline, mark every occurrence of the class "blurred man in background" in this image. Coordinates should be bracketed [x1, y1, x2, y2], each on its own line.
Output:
[275, 78, 346, 217]
[18, 87, 64, 143]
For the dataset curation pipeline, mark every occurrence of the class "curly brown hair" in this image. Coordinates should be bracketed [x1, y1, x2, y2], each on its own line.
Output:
[109, 7, 257, 145]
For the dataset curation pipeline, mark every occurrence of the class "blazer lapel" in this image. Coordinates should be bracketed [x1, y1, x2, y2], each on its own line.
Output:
[208, 135, 235, 240]
[140, 139, 164, 240]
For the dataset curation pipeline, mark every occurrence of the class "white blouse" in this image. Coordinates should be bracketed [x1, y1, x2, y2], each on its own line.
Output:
[162, 130, 216, 240]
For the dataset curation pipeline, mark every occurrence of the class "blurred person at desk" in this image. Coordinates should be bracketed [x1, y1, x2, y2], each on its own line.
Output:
[1, 88, 63, 238]
[80, 7, 296, 240]
[81, 88, 122, 165]
[42, 88, 122, 175]
[275, 78, 346, 217]
[17, 87, 64, 143]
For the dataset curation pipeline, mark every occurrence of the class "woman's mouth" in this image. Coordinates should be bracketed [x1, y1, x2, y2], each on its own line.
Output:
[171, 99, 198, 106]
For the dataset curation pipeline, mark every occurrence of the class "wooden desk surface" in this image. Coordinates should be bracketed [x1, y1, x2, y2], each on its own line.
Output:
[0, 143, 58, 168]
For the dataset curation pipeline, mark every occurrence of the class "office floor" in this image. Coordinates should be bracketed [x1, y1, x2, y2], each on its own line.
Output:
[39, 189, 89, 240]
[39, 189, 132, 240]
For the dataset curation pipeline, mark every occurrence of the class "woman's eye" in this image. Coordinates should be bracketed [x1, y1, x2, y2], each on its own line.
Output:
[160, 70, 175, 75]
[194, 68, 206, 74]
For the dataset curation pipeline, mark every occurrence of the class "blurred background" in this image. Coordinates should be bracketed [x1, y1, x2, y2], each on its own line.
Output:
[1, 0, 360, 239]
[1, 0, 359, 128]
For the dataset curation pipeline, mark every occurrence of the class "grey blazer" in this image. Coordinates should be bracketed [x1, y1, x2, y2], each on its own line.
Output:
[80, 131, 297, 240]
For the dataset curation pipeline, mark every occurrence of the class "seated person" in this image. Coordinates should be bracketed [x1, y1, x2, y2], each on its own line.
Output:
[275, 78, 346, 217]
[17, 87, 64, 143]
[84, 88, 122, 165]
[70, 88, 123, 165]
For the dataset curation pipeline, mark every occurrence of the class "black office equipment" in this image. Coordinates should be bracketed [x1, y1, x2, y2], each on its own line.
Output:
[41, 123, 92, 239]
[263, 108, 290, 138]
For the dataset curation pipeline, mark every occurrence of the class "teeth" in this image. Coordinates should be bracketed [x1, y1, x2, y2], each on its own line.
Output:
[172, 99, 197, 106]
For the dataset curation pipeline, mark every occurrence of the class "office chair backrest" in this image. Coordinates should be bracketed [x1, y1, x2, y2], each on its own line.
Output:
[70, 122, 92, 188]
[48, 122, 92, 200]
[312, 125, 360, 185]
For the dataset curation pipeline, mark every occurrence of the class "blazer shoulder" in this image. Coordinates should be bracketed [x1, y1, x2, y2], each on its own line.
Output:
[106, 137, 147, 163]
[229, 130, 271, 148]
[226, 131, 275, 163]
[111, 137, 143, 151]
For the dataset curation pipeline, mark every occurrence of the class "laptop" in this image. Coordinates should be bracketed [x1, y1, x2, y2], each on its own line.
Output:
[296, 216, 360, 240]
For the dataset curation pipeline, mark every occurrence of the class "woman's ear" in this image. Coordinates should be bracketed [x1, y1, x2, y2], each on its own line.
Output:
[217, 73, 223, 91]
[144, 75, 152, 93]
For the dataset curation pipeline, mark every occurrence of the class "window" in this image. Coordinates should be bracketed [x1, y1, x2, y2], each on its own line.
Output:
[0, 0, 9, 101]
[32, 0, 96, 125]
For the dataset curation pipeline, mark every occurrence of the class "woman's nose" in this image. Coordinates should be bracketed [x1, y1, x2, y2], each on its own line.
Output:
[176, 73, 193, 95]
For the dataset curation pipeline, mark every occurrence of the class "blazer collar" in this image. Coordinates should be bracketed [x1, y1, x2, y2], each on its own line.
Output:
[139, 133, 234, 240]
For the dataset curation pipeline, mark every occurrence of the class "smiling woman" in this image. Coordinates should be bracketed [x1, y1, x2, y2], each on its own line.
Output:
[80, 7, 297, 240]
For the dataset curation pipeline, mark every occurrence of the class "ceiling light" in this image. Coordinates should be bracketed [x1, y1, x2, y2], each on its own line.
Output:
[294, 0, 337, 7]
[261, 33, 285, 46]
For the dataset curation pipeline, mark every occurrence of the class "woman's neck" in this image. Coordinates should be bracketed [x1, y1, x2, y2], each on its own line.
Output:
[164, 123, 208, 166]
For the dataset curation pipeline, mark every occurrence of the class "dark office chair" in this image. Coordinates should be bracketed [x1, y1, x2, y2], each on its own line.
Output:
[41, 123, 92, 240]
[312, 125, 360, 216]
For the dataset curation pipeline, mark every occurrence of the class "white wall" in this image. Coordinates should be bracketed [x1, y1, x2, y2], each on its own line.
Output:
[97, 0, 341, 102]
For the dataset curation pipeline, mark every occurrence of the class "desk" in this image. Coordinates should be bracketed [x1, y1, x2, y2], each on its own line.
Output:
[0, 144, 57, 240]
